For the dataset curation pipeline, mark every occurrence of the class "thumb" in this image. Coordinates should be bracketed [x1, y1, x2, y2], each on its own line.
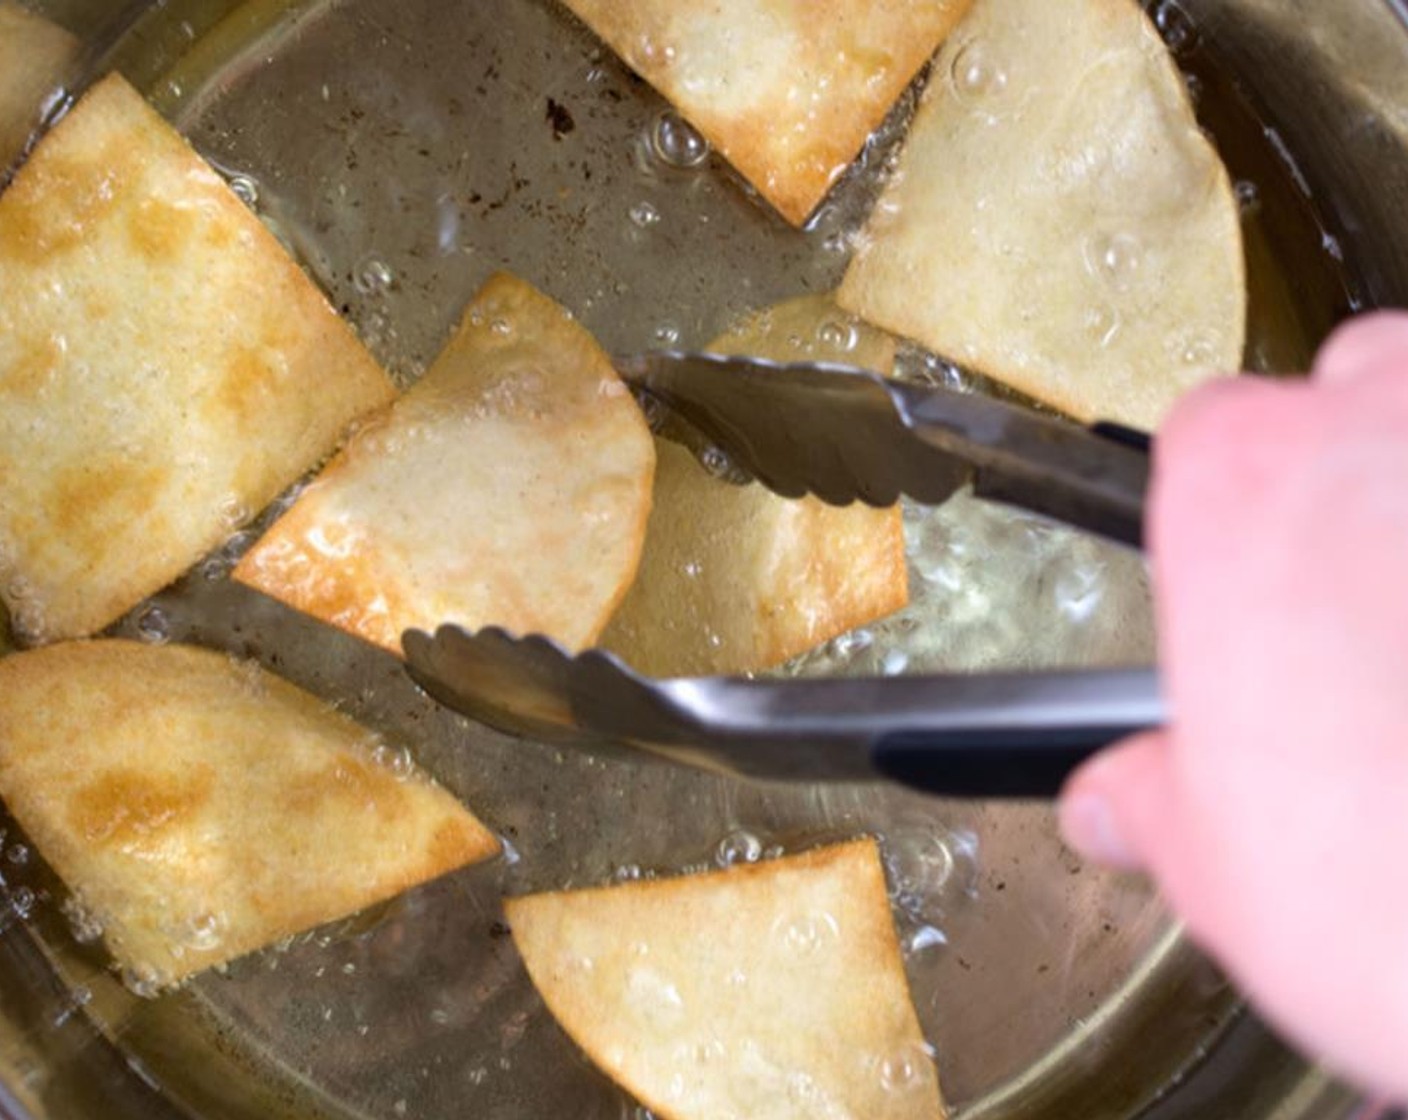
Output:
[1312, 310, 1408, 386]
[1058, 733, 1182, 875]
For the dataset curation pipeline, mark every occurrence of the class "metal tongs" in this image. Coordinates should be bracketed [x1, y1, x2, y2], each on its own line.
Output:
[404, 352, 1164, 798]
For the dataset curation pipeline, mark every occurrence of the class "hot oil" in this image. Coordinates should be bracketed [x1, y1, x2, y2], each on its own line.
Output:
[790, 2, 1359, 686]
[0, 0, 1364, 1118]
[1146, 0, 1363, 369]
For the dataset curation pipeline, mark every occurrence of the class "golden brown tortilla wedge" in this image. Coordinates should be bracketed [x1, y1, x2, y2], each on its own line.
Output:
[507, 838, 946, 1120]
[601, 294, 908, 677]
[0, 2, 78, 174]
[235, 272, 656, 656]
[560, 0, 974, 225]
[0, 73, 396, 645]
[0, 640, 499, 987]
[838, 0, 1246, 430]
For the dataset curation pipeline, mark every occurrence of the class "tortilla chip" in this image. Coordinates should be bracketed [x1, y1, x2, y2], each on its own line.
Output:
[0, 74, 396, 645]
[0, 2, 78, 175]
[235, 272, 656, 656]
[838, 0, 1246, 429]
[601, 295, 907, 677]
[0, 640, 498, 987]
[560, 0, 973, 225]
[506, 838, 945, 1120]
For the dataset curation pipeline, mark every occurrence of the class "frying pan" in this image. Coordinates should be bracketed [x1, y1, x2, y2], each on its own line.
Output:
[0, 1, 1405, 1117]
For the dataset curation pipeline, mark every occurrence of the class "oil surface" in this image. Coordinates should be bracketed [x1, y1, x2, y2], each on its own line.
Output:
[0, 0, 1360, 1119]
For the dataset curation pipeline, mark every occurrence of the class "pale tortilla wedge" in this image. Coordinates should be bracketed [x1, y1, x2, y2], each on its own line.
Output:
[0, 74, 396, 645]
[0, 2, 78, 174]
[0, 640, 499, 987]
[601, 294, 908, 677]
[235, 272, 656, 656]
[507, 838, 946, 1120]
[560, 0, 974, 225]
[838, 0, 1246, 430]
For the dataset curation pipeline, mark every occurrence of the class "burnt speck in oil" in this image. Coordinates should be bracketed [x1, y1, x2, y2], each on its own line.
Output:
[546, 98, 575, 140]
[489, 922, 511, 940]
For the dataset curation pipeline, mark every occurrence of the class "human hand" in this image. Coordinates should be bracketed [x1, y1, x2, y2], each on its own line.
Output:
[1060, 313, 1408, 1100]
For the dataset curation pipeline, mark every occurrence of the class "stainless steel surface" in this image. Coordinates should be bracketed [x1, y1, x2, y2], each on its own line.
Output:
[0, 0, 1404, 1118]
[615, 351, 1149, 545]
[403, 625, 1164, 795]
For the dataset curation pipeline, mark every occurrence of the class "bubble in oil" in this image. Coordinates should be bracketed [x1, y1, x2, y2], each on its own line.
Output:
[885, 826, 960, 923]
[896, 348, 970, 393]
[881, 649, 910, 677]
[218, 495, 251, 532]
[698, 446, 736, 479]
[8, 886, 35, 919]
[6, 843, 29, 867]
[637, 35, 678, 67]
[1084, 232, 1142, 291]
[1084, 304, 1122, 348]
[771, 910, 840, 955]
[821, 229, 854, 256]
[353, 256, 395, 296]
[652, 111, 710, 169]
[826, 627, 874, 661]
[1177, 332, 1220, 367]
[120, 964, 168, 1000]
[629, 201, 662, 229]
[816, 319, 859, 354]
[62, 898, 104, 944]
[1153, 0, 1201, 55]
[904, 924, 948, 956]
[1235, 178, 1261, 216]
[227, 174, 260, 208]
[875, 1044, 930, 1094]
[371, 743, 416, 781]
[135, 605, 171, 645]
[653, 324, 681, 346]
[179, 912, 224, 952]
[950, 41, 1008, 102]
[714, 829, 764, 868]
